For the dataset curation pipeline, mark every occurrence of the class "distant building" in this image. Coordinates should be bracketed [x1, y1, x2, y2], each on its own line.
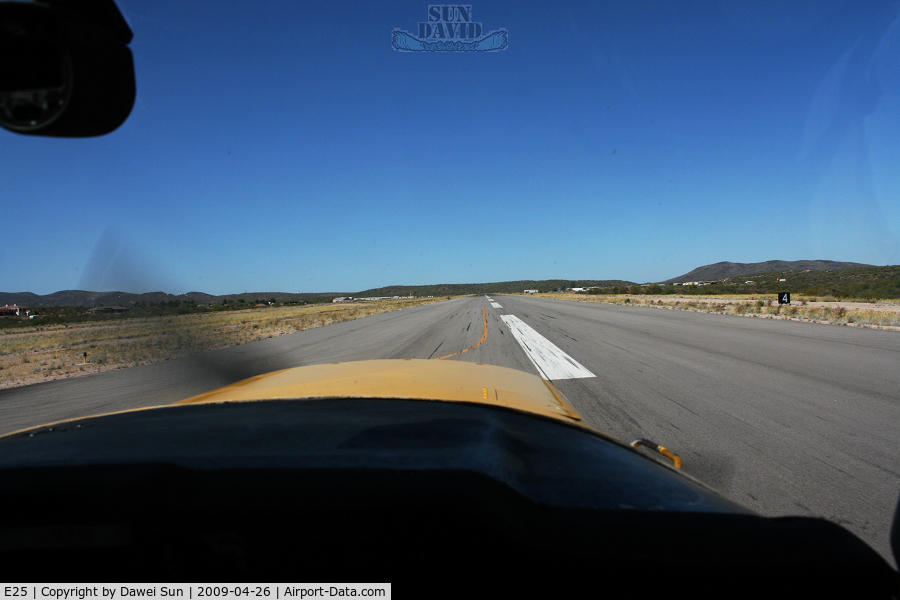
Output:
[86, 306, 129, 314]
[683, 280, 723, 286]
[332, 297, 353, 303]
[0, 304, 30, 317]
[524, 289, 538, 294]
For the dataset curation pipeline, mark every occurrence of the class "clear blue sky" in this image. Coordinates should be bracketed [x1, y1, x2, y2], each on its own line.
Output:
[2, 0, 899, 295]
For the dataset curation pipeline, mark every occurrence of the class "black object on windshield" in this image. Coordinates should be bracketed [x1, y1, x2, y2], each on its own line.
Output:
[0, 0, 134, 137]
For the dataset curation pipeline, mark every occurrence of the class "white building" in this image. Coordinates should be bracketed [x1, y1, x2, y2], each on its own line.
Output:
[0, 304, 31, 317]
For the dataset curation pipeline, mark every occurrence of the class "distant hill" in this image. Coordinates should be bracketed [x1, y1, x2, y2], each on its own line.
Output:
[354, 280, 635, 298]
[1, 279, 637, 307]
[0, 290, 349, 308]
[663, 260, 873, 284]
[648, 264, 900, 299]
[6, 263, 897, 308]
[6, 264, 898, 307]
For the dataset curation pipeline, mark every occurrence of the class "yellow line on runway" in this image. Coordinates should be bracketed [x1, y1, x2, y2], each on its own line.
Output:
[437, 306, 488, 360]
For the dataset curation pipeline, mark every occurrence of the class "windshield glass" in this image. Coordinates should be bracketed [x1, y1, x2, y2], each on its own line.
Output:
[1, 0, 898, 569]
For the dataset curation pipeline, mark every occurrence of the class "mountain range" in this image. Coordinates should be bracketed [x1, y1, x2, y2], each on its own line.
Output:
[663, 260, 873, 283]
[0, 260, 879, 307]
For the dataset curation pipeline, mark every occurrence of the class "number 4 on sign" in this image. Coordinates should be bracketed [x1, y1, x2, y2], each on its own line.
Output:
[778, 292, 791, 305]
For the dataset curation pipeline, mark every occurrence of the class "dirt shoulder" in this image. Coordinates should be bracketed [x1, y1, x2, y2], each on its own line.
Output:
[0, 297, 449, 390]
[527, 293, 900, 331]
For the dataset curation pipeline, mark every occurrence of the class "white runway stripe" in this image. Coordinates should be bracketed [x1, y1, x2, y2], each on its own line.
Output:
[500, 315, 595, 380]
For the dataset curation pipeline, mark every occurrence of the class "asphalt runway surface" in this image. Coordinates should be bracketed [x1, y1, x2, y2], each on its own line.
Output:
[1, 294, 898, 564]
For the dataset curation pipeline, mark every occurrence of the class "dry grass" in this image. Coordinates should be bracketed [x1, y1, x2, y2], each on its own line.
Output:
[530, 293, 900, 331]
[0, 298, 448, 389]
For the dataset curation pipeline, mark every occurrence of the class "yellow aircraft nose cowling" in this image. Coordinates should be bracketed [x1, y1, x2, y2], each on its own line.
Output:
[177, 359, 584, 426]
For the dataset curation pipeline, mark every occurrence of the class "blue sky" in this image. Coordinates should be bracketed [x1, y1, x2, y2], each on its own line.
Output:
[2, 0, 899, 295]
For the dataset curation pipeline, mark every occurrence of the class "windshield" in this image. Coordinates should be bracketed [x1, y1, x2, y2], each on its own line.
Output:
[1, 0, 898, 569]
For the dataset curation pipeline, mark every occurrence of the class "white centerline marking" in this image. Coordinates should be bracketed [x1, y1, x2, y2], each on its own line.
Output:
[491, 302, 502, 309]
[500, 315, 595, 380]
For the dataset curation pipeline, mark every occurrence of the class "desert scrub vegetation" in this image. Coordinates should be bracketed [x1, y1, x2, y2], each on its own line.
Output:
[568, 265, 900, 300]
[0, 297, 448, 389]
[541, 293, 900, 330]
